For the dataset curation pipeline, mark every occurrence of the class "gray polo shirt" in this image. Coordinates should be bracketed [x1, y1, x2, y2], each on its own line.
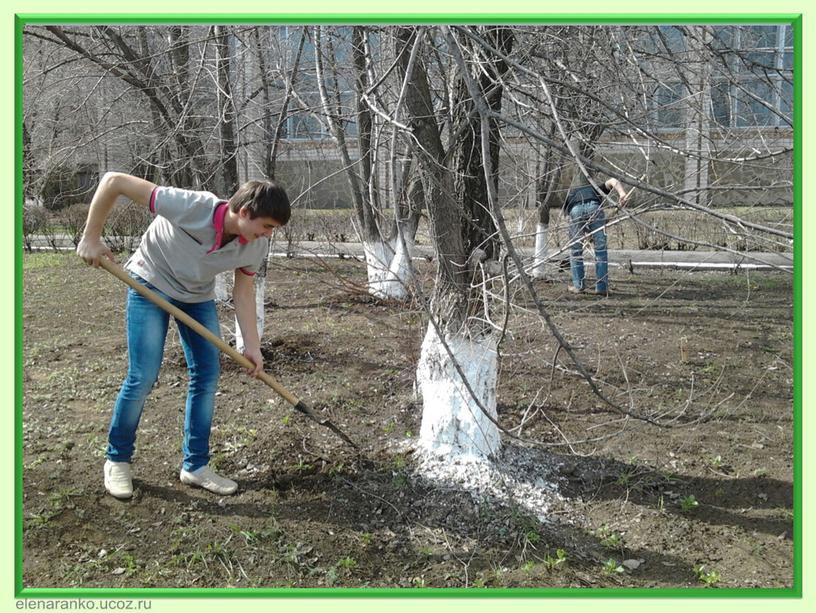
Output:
[126, 186, 269, 303]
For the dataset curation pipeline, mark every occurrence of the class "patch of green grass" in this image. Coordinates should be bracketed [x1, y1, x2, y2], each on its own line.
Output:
[84, 434, 107, 458]
[23, 252, 71, 270]
[27, 512, 52, 529]
[57, 555, 106, 587]
[216, 425, 258, 453]
[336, 556, 357, 571]
[209, 451, 226, 471]
[603, 558, 625, 575]
[282, 541, 314, 568]
[323, 566, 339, 586]
[508, 506, 541, 542]
[700, 362, 719, 375]
[615, 468, 638, 487]
[229, 524, 260, 545]
[206, 541, 232, 563]
[24, 456, 46, 470]
[708, 454, 724, 469]
[694, 564, 721, 585]
[290, 459, 313, 473]
[48, 487, 80, 510]
[679, 495, 700, 513]
[327, 462, 347, 478]
[525, 529, 541, 545]
[117, 552, 140, 577]
[29, 487, 81, 528]
[543, 548, 568, 571]
[597, 525, 624, 550]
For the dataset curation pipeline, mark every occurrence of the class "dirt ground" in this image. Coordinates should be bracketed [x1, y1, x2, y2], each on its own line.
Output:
[21, 251, 794, 590]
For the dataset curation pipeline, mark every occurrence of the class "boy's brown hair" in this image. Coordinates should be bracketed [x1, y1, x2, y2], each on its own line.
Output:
[229, 180, 291, 225]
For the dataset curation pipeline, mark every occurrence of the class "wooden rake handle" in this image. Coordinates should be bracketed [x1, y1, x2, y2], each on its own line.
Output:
[98, 258, 300, 406]
[98, 258, 359, 450]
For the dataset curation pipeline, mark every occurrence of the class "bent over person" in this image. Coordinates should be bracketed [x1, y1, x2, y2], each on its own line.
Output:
[563, 174, 629, 296]
[77, 173, 291, 499]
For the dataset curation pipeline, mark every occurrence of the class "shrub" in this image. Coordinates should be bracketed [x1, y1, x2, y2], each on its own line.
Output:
[22, 205, 49, 251]
[38, 163, 97, 212]
[59, 203, 90, 248]
[104, 201, 152, 253]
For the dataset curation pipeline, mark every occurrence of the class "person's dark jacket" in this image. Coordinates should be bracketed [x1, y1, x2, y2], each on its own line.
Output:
[563, 181, 612, 215]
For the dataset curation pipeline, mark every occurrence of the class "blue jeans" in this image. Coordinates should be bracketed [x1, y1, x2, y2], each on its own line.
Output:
[107, 274, 221, 472]
[568, 201, 609, 292]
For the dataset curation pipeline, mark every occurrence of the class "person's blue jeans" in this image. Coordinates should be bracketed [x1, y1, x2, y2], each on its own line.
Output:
[568, 201, 609, 292]
[107, 274, 221, 472]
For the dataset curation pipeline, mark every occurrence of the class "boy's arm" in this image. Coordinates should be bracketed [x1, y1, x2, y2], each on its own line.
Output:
[77, 172, 157, 267]
[604, 178, 630, 206]
[233, 269, 264, 377]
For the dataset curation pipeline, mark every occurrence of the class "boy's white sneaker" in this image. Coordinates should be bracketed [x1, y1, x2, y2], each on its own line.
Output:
[180, 466, 238, 495]
[104, 460, 133, 499]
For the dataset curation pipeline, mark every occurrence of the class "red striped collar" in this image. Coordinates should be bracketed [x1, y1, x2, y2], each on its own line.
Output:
[209, 202, 248, 253]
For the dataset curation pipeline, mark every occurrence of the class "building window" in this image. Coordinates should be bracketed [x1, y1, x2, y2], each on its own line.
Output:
[652, 82, 686, 128]
[282, 27, 358, 141]
[646, 24, 792, 130]
[711, 24, 793, 128]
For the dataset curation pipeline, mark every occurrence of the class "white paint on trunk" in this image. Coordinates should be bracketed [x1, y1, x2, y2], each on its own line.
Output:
[234, 274, 266, 354]
[416, 324, 500, 459]
[213, 270, 266, 353]
[214, 271, 231, 302]
[363, 237, 412, 300]
[530, 222, 550, 279]
[363, 240, 391, 288]
[410, 321, 562, 522]
[515, 213, 525, 237]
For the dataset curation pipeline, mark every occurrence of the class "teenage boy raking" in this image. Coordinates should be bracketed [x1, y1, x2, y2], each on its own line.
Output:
[77, 172, 290, 499]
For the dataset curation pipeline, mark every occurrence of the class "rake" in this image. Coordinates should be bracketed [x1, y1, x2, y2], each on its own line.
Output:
[99, 257, 359, 450]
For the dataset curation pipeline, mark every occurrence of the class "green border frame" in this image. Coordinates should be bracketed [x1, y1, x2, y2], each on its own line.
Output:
[14, 12, 802, 600]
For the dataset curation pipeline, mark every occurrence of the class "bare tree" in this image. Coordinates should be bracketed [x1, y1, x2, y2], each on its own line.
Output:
[28, 25, 241, 189]
[312, 26, 422, 299]
[214, 25, 239, 194]
[215, 27, 307, 352]
[394, 26, 515, 458]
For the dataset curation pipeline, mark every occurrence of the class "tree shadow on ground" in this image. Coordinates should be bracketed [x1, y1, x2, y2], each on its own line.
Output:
[25, 436, 790, 589]
[554, 452, 793, 539]
[223, 442, 714, 586]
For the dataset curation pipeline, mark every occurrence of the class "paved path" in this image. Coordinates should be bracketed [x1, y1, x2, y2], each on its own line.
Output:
[268, 240, 793, 271]
[26, 235, 793, 271]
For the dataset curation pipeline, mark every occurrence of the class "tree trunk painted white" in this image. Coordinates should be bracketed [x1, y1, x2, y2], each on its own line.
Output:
[214, 271, 231, 302]
[234, 273, 266, 354]
[416, 323, 500, 459]
[213, 268, 266, 353]
[363, 235, 413, 300]
[530, 222, 550, 279]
